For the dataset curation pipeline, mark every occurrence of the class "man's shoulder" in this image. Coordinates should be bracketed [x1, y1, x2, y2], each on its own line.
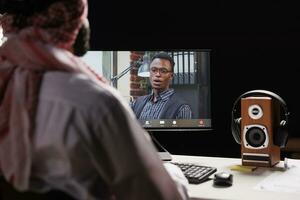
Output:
[39, 71, 119, 109]
[134, 94, 152, 102]
[131, 94, 151, 110]
[136, 94, 150, 99]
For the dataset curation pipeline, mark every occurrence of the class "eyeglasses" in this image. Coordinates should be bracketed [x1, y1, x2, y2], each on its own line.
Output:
[150, 67, 172, 75]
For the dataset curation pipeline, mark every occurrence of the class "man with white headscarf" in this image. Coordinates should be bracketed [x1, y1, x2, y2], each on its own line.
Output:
[0, 0, 188, 199]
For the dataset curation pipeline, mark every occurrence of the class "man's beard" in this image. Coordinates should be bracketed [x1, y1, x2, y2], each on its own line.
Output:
[72, 21, 90, 57]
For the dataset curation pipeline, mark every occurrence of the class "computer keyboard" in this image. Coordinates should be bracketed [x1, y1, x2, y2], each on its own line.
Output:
[171, 162, 217, 184]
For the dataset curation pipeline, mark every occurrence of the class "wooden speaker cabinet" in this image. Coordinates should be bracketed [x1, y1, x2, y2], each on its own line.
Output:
[241, 96, 280, 167]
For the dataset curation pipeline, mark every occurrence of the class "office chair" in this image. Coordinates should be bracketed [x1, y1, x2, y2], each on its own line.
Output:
[0, 176, 75, 200]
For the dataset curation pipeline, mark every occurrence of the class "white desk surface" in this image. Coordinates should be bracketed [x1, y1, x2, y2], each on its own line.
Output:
[171, 155, 299, 200]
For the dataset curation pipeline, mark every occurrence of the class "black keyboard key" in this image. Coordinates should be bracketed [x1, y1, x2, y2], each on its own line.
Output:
[171, 162, 217, 184]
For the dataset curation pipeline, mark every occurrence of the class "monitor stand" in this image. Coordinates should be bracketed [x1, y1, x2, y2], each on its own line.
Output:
[150, 133, 173, 161]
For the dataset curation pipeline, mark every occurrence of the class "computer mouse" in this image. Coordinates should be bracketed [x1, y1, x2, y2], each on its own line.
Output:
[213, 172, 233, 186]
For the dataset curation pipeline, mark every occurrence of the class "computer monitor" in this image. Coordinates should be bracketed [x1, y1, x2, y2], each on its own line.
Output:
[137, 50, 212, 132]
[81, 50, 212, 132]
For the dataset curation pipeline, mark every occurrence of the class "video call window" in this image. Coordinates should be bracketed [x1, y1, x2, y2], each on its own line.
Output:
[81, 50, 212, 131]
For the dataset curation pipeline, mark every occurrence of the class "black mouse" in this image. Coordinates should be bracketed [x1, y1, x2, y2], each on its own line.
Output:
[213, 172, 233, 186]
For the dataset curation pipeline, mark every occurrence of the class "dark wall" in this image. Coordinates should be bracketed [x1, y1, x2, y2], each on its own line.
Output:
[88, 1, 300, 158]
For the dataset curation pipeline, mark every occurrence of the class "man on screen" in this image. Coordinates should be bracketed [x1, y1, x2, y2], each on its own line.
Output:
[131, 52, 193, 119]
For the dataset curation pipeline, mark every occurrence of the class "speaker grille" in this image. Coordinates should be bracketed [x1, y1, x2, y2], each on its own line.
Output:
[245, 127, 266, 147]
[243, 124, 269, 149]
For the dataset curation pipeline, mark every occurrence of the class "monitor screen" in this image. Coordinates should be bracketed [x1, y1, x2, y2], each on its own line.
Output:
[81, 50, 212, 131]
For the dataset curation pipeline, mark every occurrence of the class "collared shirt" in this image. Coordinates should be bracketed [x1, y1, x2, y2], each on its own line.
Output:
[137, 89, 192, 120]
[30, 72, 188, 200]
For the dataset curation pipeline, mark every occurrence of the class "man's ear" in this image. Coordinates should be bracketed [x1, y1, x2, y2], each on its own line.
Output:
[170, 72, 174, 79]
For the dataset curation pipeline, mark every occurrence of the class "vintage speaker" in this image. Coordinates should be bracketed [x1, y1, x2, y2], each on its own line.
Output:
[231, 90, 289, 167]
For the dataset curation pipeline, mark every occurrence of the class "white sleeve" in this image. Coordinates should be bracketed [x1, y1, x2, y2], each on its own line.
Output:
[163, 162, 190, 200]
[86, 91, 186, 200]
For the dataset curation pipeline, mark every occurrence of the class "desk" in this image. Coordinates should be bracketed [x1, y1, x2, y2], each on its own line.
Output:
[172, 155, 299, 200]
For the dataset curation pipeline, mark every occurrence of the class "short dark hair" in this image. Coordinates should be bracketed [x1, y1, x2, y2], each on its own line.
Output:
[151, 52, 175, 71]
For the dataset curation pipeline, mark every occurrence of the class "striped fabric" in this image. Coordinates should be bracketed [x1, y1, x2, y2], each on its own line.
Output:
[139, 89, 192, 119]
[176, 104, 193, 119]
